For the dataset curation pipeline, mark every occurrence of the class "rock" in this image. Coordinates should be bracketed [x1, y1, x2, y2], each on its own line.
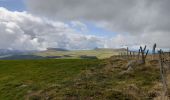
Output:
[126, 60, 137, 69]
[127, 66, 134, 72]
[118, 60, 137, 75]
[20, 84, 28, 88]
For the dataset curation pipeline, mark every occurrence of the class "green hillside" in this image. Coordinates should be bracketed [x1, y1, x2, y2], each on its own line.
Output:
[0, 58, 162, 100]
[0, 59, 103, 100]
[33, 48, 126, 59]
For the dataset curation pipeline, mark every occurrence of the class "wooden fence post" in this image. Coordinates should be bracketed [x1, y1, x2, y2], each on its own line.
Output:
[152, 43, 157, 60]
[140, 45, 149, 64]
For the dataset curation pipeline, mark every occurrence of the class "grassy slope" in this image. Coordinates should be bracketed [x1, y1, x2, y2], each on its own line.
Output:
[0, 58, 161, 100]
[52, 59, 160, 100]
[33, 49, 124, 59]
[0, 59, 103, 100]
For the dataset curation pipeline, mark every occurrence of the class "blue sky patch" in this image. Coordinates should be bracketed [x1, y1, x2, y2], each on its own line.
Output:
[0, 0, 25, 11]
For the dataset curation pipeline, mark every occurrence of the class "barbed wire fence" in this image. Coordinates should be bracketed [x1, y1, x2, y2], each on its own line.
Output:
[112, 44, 170, 99]
[159, 49, 170, 100]
[115, 46, 150, 64]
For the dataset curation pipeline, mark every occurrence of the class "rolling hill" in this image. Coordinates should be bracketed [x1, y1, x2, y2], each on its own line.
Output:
[0, 48, 126, 60]
[33, 48, 127, 59]
[0, 58, 161, 99]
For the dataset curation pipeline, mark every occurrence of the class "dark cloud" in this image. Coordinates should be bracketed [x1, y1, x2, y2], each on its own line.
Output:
[19, 0, 170, 48]
[25, 0, 170, 33]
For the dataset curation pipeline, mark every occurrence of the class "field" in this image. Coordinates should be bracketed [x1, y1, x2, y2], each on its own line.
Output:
[33, 48, 125, 59]
[0, 58, 162, 100]
[0, 59, 103, 100]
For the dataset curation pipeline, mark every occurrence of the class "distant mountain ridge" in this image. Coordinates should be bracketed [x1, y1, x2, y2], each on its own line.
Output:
[0, 49, 24, 56]
[0, 55, 46, 60]
[0, 49, 37, 56]
[0, 48, 127, 60]
[94, 48, 127, 51]
[47, 48, 68, 51]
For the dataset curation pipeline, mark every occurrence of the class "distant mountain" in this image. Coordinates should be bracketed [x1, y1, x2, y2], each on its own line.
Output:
[0, 49, 36, 56]
[94, 48, 127, 51]
[0, 49, 23, 56]
[47, 48, 68, 51]
[0, 48, 127, 60]
[0, 55, 46, 60]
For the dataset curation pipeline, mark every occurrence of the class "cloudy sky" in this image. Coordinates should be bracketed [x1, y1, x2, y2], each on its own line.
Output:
[0, 0, 169, 50]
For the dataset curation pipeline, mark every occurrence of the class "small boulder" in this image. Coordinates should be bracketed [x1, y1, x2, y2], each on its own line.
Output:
[126, 60, 137, 69]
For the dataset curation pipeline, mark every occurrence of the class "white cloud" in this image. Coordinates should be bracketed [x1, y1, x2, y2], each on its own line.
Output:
[1, 0, 170, 51]
[0, 7, 103, 50]
[70, 21, 87, 32]
[105, 32, 170, 50]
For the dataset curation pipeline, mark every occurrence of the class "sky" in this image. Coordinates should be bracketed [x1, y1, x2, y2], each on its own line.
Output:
[0, 0, 169, 50]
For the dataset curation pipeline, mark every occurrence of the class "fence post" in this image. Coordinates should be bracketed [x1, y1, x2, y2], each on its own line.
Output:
[169, 50, 170, 61]
[152, 43, 157, 60]
[140, 45, 149, 64]
[159, 50, 169, 99]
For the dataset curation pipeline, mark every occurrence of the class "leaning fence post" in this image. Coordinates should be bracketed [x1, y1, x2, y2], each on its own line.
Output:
[169, 50, 170, 61]
[152, 43, 157, 60]
[139, 45, 149, 64]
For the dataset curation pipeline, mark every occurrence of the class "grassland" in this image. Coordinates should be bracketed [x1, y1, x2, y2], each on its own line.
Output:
[0, 58, 162, 100]
[33, 48, 125, 59]
[0, 59, 103, 100]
